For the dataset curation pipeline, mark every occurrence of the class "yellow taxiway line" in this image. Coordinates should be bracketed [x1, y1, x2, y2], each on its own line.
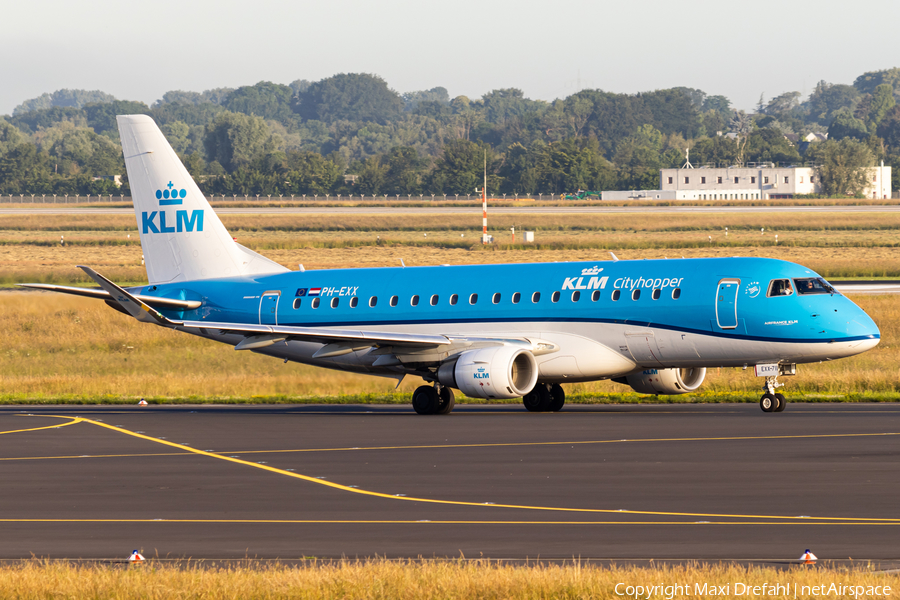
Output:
[7, 415, 899, 525]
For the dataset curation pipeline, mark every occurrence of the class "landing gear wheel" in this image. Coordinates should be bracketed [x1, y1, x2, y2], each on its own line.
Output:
[760, 393, 776, 413]
[523, 385, 552, 412]
[774, 393, 786, 412]
[412, 385, 440, 415]
[436, 386, 455, 415]
[548, 383, 565, 412]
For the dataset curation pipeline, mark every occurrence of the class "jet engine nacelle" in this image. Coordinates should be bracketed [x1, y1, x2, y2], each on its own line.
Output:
[438, 346, 538, 399]
[622, 367, 706, 395]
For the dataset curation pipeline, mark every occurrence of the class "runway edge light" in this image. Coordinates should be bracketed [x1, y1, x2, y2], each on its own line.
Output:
[799, 549, 817, 564]
[129, 550, 145, 563]
[138, 398, 147, 406]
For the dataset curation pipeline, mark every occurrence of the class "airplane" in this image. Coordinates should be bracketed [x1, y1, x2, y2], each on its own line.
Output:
[21, 115, 881, 415]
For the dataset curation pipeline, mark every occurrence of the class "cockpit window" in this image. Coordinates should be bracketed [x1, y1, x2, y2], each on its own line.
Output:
[767, 279, 794, 297]
[793, 277, 839, 295]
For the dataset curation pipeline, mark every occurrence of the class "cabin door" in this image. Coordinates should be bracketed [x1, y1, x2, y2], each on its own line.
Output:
[259, 291, 280, 325]
[715, 279, 740, 329]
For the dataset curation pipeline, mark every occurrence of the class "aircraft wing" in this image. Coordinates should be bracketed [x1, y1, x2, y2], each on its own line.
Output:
[177, 320, 454, 351]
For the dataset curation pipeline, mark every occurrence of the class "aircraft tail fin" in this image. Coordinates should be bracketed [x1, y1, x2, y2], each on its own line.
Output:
[116, 114, 289, 284]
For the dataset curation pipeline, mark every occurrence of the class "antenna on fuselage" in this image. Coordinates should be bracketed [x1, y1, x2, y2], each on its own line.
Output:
[610, 252, 619, 262]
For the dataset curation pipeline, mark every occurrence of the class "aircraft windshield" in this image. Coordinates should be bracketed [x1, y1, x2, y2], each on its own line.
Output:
[767, 279, 793, 297]
[793, 277, 839, 295]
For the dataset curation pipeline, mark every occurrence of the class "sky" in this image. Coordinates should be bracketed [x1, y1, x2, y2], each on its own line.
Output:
[3, 0, 899, 116]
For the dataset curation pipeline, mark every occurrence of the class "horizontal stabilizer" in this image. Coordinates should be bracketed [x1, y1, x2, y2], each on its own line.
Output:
[17, 283, 201, 311]
[77, 266, 178, 326]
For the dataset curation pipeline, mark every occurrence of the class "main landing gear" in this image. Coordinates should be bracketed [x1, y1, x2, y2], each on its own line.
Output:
[412, 384, 455, 415]
[760, 375, 787, 413]
[523, 383, 565, 412]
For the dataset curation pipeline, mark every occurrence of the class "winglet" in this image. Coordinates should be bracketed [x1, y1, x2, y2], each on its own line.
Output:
[77, 266, 180, 326]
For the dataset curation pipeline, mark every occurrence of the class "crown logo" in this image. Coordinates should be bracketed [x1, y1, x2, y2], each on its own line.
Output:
[156, 181, 186, 205]
[581, 266, 603, 276]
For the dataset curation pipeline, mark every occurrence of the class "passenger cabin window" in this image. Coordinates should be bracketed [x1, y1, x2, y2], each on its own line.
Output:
[410, 295, 419, 306]
[793, 277, 837, 295]
[612, 290, 621, 301]
[551, 291, 560, 303]
[450, 294, 458, 305]
[350, 297, 358, 308]
[591, 290, 601, 301]
[331, 297, 339, 308]
[672, 288, 681, 299]
[632, 289, 641, 300]
[734, 177, 739, 184]
[767, 279, 794, 297]
[512, 292, 521, 304]
[312, 298, 320, 308]
[293, 298, 302, 309]
[369, 296, 377, 307]
[430, 294, 438, 306]
[532, 292, 541, 303]
[492, 293, 501, 304]
[469, 293, 478, 305]
[571, 291, 580, 302]
[652, 289, 661, 300]
[390, 296, 398, 307]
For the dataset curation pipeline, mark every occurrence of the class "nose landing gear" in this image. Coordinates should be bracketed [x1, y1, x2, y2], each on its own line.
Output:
[760, 375, 787, 413]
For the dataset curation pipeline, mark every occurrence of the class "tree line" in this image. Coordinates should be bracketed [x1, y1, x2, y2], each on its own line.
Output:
[2, 69, 900, 198]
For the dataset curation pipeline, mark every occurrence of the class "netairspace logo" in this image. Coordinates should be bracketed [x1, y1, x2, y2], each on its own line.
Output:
[141, 181, 204, 234]
[613, 581, 893, 599]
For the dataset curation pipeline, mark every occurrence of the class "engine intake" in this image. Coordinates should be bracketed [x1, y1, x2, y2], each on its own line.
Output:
[621, 367, 706, 395]
[438, 346, 538, 399]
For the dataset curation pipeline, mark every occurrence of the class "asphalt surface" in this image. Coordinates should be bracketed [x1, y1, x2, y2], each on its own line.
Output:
[4, 205, 900, 215]
[1, 403, 899, 562]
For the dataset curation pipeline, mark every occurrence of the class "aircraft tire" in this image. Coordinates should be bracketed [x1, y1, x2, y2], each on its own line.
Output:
[760, 393, 776, 413]
[548, 383, 565, 412]
[774, 393, 786, 412]
[523, 385, 552, 412]
[412, 386, 440, 415]
[436, 387, 455, 415]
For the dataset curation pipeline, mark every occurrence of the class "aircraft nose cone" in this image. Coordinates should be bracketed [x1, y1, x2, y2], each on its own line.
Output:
[847, 306, 880, 347]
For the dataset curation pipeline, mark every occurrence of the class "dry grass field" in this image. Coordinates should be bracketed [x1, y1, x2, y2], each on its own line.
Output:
[0, 559, 895, 599]
[3, 212, 900, 284]
[1, 292, 897, 403]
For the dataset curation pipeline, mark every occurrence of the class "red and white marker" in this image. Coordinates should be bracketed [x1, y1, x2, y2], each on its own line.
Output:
[799, 549, 817, 564]
[129, 550, 145, 563]
[138, 399, 148, 406]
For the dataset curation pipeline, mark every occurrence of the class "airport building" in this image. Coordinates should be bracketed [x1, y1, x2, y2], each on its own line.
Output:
[601, 163, 892, 200]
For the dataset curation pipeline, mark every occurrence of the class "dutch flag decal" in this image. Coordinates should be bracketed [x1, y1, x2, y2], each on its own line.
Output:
[309, 288, 321, 297]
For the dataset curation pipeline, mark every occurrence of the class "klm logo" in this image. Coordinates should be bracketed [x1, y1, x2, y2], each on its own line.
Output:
[474, 367, 490, 379]
[157, 181, 186, 205]
[142, 181, 204, 234]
